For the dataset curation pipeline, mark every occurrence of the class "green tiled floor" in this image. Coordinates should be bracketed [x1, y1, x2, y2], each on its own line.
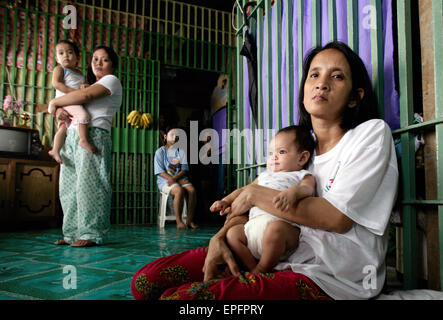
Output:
[0, 224, 219, 300]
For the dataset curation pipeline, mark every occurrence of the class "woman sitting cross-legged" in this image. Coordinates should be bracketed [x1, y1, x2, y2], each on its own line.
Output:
[131, 41, 399, 300]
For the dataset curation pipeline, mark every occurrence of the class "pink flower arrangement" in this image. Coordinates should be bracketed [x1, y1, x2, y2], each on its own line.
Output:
[3, 95, 25, 113]
[3, 95, 13, 110]
[1, 95, 27, 126]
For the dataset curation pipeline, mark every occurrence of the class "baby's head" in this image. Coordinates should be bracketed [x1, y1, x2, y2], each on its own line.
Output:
[267, 125, 316, 173]
[55, 40, 80, 70]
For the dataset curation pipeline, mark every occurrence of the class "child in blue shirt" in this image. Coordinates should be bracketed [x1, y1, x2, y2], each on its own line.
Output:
[154, 127, 198, 229]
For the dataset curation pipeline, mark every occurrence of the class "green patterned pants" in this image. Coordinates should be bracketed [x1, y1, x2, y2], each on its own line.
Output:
[59, 127, 112, 244]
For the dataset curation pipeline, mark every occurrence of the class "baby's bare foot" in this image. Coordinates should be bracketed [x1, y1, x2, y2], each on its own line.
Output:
[78, 139, 98, 154]
[48, 149, 62, 164]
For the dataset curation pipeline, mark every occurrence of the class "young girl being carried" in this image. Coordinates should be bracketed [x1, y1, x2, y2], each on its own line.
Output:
[48, 40, 97, 163]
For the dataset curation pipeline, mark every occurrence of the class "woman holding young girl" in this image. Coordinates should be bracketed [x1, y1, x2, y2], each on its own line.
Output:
[49, 45, 122, 247]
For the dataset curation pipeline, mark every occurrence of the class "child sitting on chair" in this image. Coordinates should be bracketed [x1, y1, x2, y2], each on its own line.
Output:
[210, 125, 316, 273]
[48, 40, 97, 163]
[154, 127, 198, 229]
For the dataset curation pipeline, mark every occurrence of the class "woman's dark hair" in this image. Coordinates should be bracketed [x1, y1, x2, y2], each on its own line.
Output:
[56, 39, 80, 57]
[298, 41, 379, 131]
[277, 125, 316, 168]
[86, 46, 119, 84]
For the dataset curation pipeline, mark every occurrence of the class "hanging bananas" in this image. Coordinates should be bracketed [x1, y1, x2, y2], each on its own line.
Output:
[141, 112, 153, 129]
[127, 110, 153, 129]
[127, 110, 141, 127]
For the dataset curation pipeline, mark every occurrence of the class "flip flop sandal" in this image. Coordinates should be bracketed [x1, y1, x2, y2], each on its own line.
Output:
[70, 240, 97, 247]
[54, 239, 69, 245]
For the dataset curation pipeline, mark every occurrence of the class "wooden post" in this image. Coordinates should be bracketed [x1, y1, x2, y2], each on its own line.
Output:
[418, 0, 440, 290]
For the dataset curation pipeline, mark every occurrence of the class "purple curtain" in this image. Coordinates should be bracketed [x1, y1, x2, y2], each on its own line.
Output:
[382, 0, 400, 130]
[243, 0, 400, 163]
[212, 107, 227, 155]
[336, 0, 348, 43]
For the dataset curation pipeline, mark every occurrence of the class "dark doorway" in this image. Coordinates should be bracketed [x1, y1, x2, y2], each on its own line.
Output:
[159, 66, 227, 225]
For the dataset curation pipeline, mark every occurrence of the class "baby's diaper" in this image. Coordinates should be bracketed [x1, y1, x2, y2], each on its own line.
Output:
[244, 214, 300, 260]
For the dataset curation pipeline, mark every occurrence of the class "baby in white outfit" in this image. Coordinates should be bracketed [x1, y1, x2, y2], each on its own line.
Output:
[210, 125, 316, 273]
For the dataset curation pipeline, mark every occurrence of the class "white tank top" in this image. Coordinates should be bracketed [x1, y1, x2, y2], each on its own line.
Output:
[55, 68, 85, 97]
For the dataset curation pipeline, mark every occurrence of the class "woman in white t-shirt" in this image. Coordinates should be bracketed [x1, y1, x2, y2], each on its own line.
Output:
[48, 46, 122, 247]
[207, 42, 398, 299]
[131, 41, 398, 300]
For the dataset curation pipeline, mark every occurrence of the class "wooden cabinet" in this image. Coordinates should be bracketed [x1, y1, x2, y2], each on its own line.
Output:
[0, 158, 60, 223]
[0, 159, 9, 215]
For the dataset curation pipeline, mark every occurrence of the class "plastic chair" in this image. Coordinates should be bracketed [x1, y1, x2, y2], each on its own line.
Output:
[158, 189, 187, 228]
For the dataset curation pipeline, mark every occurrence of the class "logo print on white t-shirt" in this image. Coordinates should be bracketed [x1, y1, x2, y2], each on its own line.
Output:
[324, 161, 341, 193]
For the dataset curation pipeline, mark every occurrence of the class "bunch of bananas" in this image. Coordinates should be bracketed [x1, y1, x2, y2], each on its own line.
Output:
[127, 110, 153, 129]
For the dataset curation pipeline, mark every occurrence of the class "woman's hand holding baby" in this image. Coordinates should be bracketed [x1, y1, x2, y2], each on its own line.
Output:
[57, 109, 71, 121]
[228, 185, 255, 220]
[48, 100, 57, 116]
[48, 99, 72, 121]
[210, 200, 231, 216]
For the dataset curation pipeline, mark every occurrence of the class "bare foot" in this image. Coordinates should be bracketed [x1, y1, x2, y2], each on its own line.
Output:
[176, 221, 187, 230]
[187, 222, 199, 229]
[54, 239, 69, 245]
[48, 149, 62, 164]
[70, 240, 97, 247]
[78, 139, 98, 154]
